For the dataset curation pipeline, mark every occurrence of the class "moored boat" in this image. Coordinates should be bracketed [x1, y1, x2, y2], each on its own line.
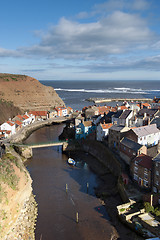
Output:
[68, 157, 76, 166]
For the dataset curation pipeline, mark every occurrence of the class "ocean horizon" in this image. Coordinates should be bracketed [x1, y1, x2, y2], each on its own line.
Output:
[41, 80, 160, 110]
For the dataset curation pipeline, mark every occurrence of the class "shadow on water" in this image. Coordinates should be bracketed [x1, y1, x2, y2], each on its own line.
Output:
[95, 205, 110, 221]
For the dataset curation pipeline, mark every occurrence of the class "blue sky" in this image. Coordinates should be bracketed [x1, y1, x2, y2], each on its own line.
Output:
[1, 0, 160, 80]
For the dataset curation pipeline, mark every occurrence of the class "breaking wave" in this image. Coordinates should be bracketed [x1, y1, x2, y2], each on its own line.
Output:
[54, 87, 155, 94]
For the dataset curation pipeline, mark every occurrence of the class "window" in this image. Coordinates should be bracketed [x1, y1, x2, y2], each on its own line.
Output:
[144, 180, 148, 187]
[156, 171, 159, 176]
[134, 174, 138, 181]
[144, 173, 148, 180]
[153, 187, 157, 193]
[156, 181, 159, 186]
[134, 166, 138, 173]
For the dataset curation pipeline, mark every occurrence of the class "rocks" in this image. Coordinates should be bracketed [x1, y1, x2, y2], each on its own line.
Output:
[4, 194, 38, 240]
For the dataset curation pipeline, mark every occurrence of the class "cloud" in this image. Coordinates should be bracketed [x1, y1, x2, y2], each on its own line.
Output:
[83, 55, 160, 72]
[0, 47, 22, 58]
[22, 11, 153, 60]
[93, 0, 150, 14]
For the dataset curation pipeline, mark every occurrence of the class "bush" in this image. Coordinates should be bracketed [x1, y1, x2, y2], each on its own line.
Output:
[144, 202, 154, 213]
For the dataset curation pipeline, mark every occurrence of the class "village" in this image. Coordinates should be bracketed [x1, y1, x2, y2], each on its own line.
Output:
[1, 98, 160, 239]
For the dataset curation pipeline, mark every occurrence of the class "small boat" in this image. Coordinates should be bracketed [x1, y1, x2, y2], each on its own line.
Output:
[68, 157, 76, 166]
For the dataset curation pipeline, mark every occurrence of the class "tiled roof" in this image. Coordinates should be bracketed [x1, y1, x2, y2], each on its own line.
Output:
[121, 137, 143, 151]
[119, 110, 132, 119]
[113, 110, 123, 118]
[118, 106, 128, 110]
[110, 125, 126, 132]
[29, 111, 48, 116]
[16, 115, 24, 120]
[134, 154, 152, 170]
[132, 124, 160, 137]
[15, 120, 22, 126]
[105, 111, 116, 118]
[101, 123, 113, 129]
[83, 121, 92, 127]
[6, 121, 15, 126]
[23, 115, 29, 119]
[138, 109, 158, 116]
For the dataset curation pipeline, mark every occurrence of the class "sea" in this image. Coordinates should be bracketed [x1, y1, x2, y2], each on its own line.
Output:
[40, 80, 160, 110]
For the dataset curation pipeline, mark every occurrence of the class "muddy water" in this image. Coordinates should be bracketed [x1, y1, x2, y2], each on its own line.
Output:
[25, 124, 115, 240]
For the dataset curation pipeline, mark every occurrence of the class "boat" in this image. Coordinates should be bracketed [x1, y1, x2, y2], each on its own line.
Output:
[68, 157, 76, 166]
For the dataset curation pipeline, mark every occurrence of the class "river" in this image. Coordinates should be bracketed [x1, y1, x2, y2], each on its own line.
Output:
[25, 124, 116, 240]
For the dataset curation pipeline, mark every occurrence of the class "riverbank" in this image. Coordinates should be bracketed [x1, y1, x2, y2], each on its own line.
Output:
[69, 149, 144, 240]
[8, 117, 67, 144]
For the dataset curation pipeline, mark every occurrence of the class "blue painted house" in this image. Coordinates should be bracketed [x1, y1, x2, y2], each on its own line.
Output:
[75, 121, 95, 139]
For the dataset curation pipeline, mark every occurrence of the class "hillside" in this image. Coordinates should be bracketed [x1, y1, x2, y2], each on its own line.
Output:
[0, 73, 65, 112]
[0, 100, 22, 124]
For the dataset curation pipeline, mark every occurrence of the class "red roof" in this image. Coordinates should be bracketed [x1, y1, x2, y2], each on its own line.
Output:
[29, 111, 48, 116]
[6, 130, 11, 134]
[15, 120, 22, 126]
[101, 123, 113, 129]
[23, 114, 29, 119]
[6, 121, 15, 126]
[98, 106, 110, 115]
[118, 106, 128, 110]
[134, 154, 153, 170]
[16, 115, 24, 120]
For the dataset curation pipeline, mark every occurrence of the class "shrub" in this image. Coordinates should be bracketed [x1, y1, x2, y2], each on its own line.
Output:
[144, 202, 154, 213]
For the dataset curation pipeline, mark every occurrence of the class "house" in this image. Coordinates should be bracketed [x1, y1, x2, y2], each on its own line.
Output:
[96, 123, 113, 141]
[152, 153, 160, 194]
[84, 106, 99, 120]
[108, 125, 130, 151]
[0, 130, 5, 139]
[55, 107, 68, 117]
[130, 154, 153, 189]
[151, 117, 160, 129]
[97, 106, 110, 116]
[28, 111, 48, 120]
[74, 115, 84, 127]
[104, 111, 116, 123]
[67, 106, 73, 114]
[48, 110, 58, 118]
[75, 121, 95, 139]
[22, 114, 33, 126]
[15, 120, 23, 131]
[137, 108, 159, 119]
[111, 110, 123, 125]
[120, 137, 147, 165]
[137, 103, 151, 109]
[13, 113, 33, 126]
[112, 110, 133, 127]
[0, 120, 16, 135]
[126, 124, 160, 147]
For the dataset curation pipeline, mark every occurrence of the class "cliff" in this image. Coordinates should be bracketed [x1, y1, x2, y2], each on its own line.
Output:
[0, 100, 22, 124]
[0, 73, 65, 112]
[0, 147, 37, 240]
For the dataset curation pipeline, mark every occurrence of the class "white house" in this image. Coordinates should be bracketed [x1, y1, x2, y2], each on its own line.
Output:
[126, 124, 160, 147]
[0, 120, 16, 135]
[112, 110, 133, 127]
[96, 123, 113, 141]
[22, 114, 34, 126]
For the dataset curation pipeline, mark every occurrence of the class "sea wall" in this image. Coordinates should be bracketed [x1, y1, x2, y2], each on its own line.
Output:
[9, 118, 66, 144]
[65, 140, 122, 177]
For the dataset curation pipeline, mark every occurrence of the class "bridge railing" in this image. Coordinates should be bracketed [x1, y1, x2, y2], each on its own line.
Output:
[12, 140, 67, 147]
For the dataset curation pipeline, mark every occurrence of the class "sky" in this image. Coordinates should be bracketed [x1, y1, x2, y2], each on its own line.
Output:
[0, 0, 160, 80]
